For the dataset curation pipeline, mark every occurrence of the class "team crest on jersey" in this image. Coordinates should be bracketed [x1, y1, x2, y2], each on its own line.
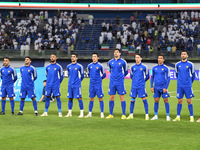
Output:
[140, 68, 143, 70]
[28, 70, 30, 72]
[75, 68, 77, 70]
[186, 66, 189, 68]
[54, 68, 57, 70]
[8, 71, 10, 73]
[96, 67, 99, 69]
[161, 68, 164, 71]
[118, 63, 121, 65]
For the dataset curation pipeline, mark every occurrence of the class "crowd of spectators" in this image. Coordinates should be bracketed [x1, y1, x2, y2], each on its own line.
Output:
[34, 10, 79, 53]
[113, 11, 200, 56]
[0, 10, 79, 56]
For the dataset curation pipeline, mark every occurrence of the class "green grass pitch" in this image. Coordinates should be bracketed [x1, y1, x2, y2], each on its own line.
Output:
[0, 78, 200, 150]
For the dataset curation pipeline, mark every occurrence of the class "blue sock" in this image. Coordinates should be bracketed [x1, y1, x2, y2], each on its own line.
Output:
[99, 101, 104, 113]
[121, 101, 126, 115]
[89, 101, 94, 112]
[188, 104, 193, 116]
[130, 98, 135, 114]
[32, 100, 37, 111]
[109, 101, 114, 115]
[56, 97, 61, 113]
[177, 103, 182, 116]
[154, 102, 159, 115]
[143, 99, 148, 114]
[20, 100, 25, 112]
[10, 100, 15, 112]
[68, 100, 73, 110]
[1, 100, 6, 112]
[45, 97, 50, 112]
[78, 99, 84, 110]
[165, 103, 170, 116]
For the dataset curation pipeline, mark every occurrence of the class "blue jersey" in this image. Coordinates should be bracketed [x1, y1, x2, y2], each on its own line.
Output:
[151, 64, 170, 89]
[175, 60, 195, 87]
[0, 65, 17, 87]
[20, 65, 37, 90]
[87, 61, 106, 85]
[108, 58, 128, 85]
[46, 63, 64, 89]
[130, 63, 149, 88]
[67, 62, 84, 87]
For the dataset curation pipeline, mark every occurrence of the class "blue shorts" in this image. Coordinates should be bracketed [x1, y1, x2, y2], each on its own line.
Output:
[130, 88, 147, 98]
[177, 87, 194, 99]
[153, 88, 170, 98]
[68, 86, 82, 99]
[89, 84, 104, 98]
[1, 86, 15, 98]
[20, 89, 36, 99]
[108, 84, 126, 95]
[45, 87, 61, 97]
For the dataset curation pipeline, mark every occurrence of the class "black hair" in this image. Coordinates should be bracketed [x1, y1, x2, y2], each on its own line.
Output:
[92, 52, 99, 57]
[71, 53, 78, 57]
[158, 54, 165, 59]
[25, 56, 31, 61]
[114, 48, 121, 53]
[181, 50, 188, 54]
[4, 57, 10, 60]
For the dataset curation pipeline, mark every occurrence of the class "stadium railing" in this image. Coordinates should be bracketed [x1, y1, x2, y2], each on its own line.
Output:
[0, 49, 199, 60]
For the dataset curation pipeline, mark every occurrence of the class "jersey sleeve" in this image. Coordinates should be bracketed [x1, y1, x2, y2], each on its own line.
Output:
[123, 60, 128, 77]
[59, 65, 64, 83]
[33, 67, 37, 81]
[13, 68, 17, 83]
[87, 64, 90, 77]
[130, 66, 133, 79]
[80, 65, 84, 81]
[100, 64, 106, 79]
[108, 60, 111, 73]
[165, 67, 170, 89]
[190, 63, 195, 83]
[0, 68, 2, 79]
[150, 67, 155, 88]
[144, 66, 149, 82]
[66, 65, 70, 77]
[45, 67, 48, 78]
[175, 63, 178, 78]
[20, 67, 22, 77]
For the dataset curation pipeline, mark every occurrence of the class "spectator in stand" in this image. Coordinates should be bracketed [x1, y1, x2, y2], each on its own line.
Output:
[88, 14, 94, 25]
[171, 45, 177, 56]
[85, 35, 89, 43]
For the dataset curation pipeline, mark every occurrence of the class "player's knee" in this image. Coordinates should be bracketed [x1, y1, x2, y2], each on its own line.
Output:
[163, 99, 168, 103]
[110, 95, 115, 101]
[187, 100, 192, 105]
[178, 99, 183, 104]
